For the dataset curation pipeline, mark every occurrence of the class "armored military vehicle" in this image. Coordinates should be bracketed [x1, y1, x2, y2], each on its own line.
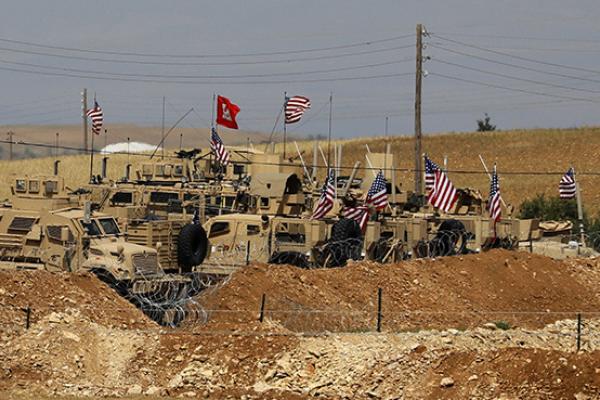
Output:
[0, 174, 204, 325]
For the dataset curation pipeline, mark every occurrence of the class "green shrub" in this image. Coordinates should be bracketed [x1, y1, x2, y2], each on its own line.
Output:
[494, 321, 511, 330]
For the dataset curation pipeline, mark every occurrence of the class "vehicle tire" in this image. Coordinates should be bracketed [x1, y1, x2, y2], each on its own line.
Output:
[432, 219, 468, 257]
[326, 218, 363, 267]
[269, 251, 310, 268]
[177, 224, 208, 273]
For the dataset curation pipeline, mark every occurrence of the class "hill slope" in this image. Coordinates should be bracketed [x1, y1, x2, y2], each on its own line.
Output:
[0, 126, 599, 214]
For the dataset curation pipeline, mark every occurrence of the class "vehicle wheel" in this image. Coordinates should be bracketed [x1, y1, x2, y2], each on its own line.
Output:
[269, 251, 310, 268]
[326, 218, 363, 267]
[177, 224, 209, 273]
[432, 219, 468, 257]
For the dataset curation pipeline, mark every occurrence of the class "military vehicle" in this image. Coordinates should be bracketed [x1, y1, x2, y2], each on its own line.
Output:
[81, 148, 305, 273]
[200, 147, 546, 269]
[0, 174, 205, 325]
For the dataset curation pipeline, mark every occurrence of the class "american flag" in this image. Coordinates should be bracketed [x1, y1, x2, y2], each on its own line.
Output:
[312, 169, 335, 219]
[86, 100, 103, 135]
[559, 167, 576, 199]
[428, 169, 458, 212]
[210, 128, 230, 166]
[365, 170, 388, 210]
[343, 205, 370, 231]
[424, 156, 441, 193]
[489, 165, 502, 223]
[285, 95, 311, 124]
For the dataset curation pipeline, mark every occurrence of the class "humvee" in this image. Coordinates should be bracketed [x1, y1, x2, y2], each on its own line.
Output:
[0, 175, 204, 325]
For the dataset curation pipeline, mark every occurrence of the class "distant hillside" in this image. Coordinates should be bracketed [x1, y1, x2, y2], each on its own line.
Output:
[0, 123, 271, 160]
[283, 126, 600, 215]
[1, 126, 599, 215]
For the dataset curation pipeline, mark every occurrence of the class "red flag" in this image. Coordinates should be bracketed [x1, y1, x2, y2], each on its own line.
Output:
[216, 95, 240, 129]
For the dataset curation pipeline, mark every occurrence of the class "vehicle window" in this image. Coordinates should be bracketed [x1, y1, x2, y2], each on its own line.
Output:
[247, 225, 260, 235]
[8, 217, 37, 232]
[47, 225, 74, 242]
[98, 218, 120, 235]
[275, 223, 305, 243]
[260, 197, 270, 208]
[224, 196, 235, 208]
[111, 191, 133, 205]
[149, 191, 179, 204]
[173, 165, 184, 176]
[28, 180, 39, 193]
[45, 181, 59, 194]
[80, 219, 102, 236]
[155, 165, 165, 176]
[15, 179, 26, 192]
[209, 222, 230, 238]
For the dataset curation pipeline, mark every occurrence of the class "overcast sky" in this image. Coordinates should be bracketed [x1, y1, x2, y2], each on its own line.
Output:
[2, 0, 600, 141]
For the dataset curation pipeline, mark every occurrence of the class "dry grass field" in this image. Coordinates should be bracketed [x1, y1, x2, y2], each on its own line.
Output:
[1, 126, 599, 215]
[281, 126, 600, 215]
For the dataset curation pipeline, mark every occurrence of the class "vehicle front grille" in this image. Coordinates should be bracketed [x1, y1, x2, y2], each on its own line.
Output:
[132, 253, 160, 276]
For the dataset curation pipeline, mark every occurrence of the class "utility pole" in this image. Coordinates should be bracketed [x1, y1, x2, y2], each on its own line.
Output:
[82, 89, 88, 153]
[7, 131, 14, 160]
[414, 23, 424, 195]
[55, 132, 59, 157]
[161, 96, 165, 159]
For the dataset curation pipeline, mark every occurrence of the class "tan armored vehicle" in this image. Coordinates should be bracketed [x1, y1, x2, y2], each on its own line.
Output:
[0, 175, 202, 325]
[202, 213, 364, 272]
[81, 149, 305, 272]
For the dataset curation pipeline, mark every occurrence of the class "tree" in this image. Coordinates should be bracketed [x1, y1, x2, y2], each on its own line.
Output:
[476, 113, 496, 132]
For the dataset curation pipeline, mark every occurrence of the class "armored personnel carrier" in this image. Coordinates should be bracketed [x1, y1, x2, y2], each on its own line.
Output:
[0, 174, 202, 325]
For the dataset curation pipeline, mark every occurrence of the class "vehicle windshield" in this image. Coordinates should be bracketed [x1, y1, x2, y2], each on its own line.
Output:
[98, 218, 121, 235]
[79, 219, 102, 236]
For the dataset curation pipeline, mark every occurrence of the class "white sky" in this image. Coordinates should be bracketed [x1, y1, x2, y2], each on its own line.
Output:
[2, 0, 600, 140]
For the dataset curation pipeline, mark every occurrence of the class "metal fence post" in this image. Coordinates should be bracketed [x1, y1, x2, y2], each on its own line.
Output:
[577, 313, 582, 351]
[259, 293, 266, 322]
[24, 306, 31, 330]
[377, 288, 383, 332]
[246, 241, 250, 266]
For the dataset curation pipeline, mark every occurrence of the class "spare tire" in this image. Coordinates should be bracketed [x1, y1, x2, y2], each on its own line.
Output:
[430, 219, 468, 257]
[325, 218, 363, 267]
[177, 223, 208, 273]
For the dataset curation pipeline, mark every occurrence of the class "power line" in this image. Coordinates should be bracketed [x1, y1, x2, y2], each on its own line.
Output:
[0, 34, 413, 58]
[429, 71, 600, 103]
[434, 58, 600, 95]
[432, 31, 600, 43]
[431, 34, 600, 76]
[0, 57, 412, 80]
[0, 43, 414, 66]
[0, 64, 413, 85]
[429, 43, 600, 85]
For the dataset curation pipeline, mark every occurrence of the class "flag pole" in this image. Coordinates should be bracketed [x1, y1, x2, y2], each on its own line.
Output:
[211, 93, 216, 129]
[283, 92, 287, 159]
[573, 167, 586, 246]
[327, 92, 333, 168]
[88, 94, 96, 183]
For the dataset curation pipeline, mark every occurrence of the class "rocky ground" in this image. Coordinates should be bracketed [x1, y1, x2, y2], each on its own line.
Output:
[2, 249, 600, 399]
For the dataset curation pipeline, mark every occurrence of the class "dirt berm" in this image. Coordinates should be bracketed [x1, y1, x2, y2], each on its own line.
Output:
[2, 249, 600, 399]
[196, 249, 600, 332]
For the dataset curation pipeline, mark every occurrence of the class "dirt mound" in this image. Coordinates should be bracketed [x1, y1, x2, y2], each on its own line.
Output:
[196, 249, 600, 332]
[0, 270, 154, 332]
[422, 348, 600, 399]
